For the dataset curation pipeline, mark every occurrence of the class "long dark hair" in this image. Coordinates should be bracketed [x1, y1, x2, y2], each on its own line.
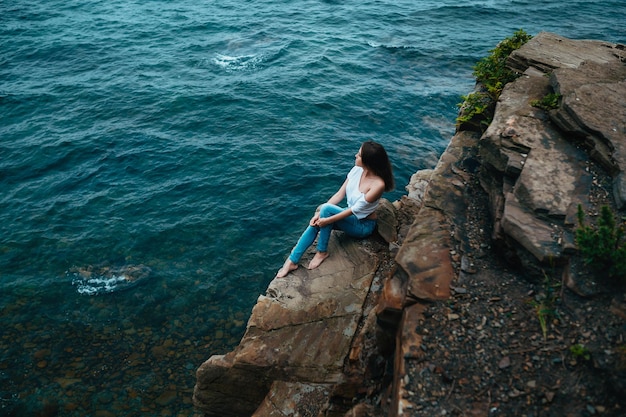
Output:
[361, 140, 395, 192]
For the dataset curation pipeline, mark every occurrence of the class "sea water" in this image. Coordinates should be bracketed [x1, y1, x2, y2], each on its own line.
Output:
[1, 0, 624, 415]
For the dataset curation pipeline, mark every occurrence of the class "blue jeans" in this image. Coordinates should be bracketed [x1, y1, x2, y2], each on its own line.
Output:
[288, 203, 377, 263]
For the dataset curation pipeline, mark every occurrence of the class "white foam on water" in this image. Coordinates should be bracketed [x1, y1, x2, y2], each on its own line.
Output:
[212, 53, 264, 71]
[72, 274, 130, 295]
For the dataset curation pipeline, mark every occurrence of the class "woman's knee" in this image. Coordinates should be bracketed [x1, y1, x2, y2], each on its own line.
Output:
[319, 203, 338, 218]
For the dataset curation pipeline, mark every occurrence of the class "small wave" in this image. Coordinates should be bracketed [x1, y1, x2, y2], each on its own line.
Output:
[366, 40, 420, 51]
[212, 53, 264, 72]
[366, 41, 427, 59]
[69, 264, 151, 295]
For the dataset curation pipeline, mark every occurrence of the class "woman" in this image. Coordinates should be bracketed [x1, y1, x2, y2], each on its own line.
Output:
[276, 140, 394, 278]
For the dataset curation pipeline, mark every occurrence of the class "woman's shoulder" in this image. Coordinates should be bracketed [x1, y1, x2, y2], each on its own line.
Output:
[370, 175, 385, 191]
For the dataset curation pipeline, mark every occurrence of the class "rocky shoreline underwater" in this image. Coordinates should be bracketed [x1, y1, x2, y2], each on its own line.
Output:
[193, 32, 626, 417]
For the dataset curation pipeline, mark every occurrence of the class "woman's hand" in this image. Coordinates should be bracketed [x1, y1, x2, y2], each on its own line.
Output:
[310, 215, 330, 228]
[314, 217, 331, 228]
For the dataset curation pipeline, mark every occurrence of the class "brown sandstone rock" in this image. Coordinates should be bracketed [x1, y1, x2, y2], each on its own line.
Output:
[376, 265, 406, 327]
[375, 198, 399, 243]
[508, 32, 626, 209]
[390, 32, 626, 417]
[479, 64, 592, 264]
[480, 32, 626, 266]
[252, 381, 332, 417]
[193, 234, 379, 416]
[507, 31, 625, 73]
[395, 130, 481, 303]
[500, 193, 562, 263]
[391, 303, 426, 417]
[550, 61, 626, 207]
[395, 207, 453, 302]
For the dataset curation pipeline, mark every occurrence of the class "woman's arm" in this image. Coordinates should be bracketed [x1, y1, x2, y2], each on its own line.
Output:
[314, 177, 386, 226]
[309, 179, 349, 226]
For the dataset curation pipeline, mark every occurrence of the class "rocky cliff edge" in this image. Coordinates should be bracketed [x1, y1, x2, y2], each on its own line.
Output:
[193, 32, 626, 417]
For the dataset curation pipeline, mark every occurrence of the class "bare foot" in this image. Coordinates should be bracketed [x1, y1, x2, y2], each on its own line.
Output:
[275, 259, 298, 278]
[307, 252, 329, 270]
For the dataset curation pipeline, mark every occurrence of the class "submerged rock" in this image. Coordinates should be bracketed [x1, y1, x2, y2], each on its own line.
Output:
[69, 264, 152, 295]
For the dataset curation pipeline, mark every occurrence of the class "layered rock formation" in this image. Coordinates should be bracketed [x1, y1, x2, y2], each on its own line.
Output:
[482, 32, 626, 269]
[193, 32, 626, 416]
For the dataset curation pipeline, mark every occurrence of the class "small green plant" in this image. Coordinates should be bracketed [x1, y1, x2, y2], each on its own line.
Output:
[531, 92, 561, 111]
[472, 29, 533, 99]
[530, 272, 560, 340]
[534, 302, 550, 340]
[576, 205, 626, 281]
[456, 91, 493, 131]
[569, 344, 591, 361]
[456, 29, 532, 131]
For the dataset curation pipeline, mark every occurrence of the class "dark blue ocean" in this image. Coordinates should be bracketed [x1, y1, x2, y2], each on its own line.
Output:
[1, 0, 624, 415]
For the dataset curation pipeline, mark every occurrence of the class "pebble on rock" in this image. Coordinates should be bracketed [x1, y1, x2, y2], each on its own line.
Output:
[498, 356, 511, 369]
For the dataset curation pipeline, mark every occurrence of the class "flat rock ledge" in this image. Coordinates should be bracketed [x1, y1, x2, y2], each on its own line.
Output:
[193, 229, 390, 417]
[193, 32, 626, 417]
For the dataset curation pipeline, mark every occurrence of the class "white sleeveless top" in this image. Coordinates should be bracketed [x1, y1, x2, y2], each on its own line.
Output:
[346, 166, 379, 220]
